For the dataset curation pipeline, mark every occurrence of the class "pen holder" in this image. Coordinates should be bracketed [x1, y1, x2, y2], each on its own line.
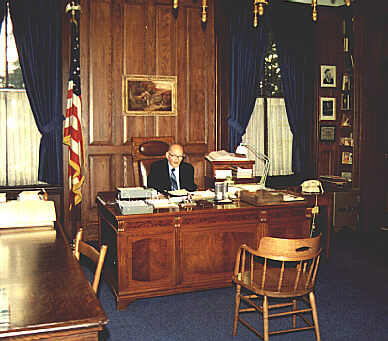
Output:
[215, 182, 228, 201]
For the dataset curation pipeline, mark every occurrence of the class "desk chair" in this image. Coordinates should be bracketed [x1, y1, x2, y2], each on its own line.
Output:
[232, 234, 322, 341]
[131, 136, 175, 187]
[74, 228, 108, 294]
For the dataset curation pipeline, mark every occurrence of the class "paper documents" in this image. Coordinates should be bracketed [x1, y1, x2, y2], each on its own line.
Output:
[0, 200, 56, 228]
[205, 150, 249, 162]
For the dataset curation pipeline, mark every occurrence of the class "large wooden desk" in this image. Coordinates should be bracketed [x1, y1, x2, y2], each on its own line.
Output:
[96, 191, 312, 310]
[0, 224, 107, 340]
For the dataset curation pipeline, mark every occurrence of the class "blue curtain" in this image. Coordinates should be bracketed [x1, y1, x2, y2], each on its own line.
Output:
[9, 0, 64, 185]
[227, 0, 270, 152]
[0, 1, 6, 27]
[269, 2, 315, 175]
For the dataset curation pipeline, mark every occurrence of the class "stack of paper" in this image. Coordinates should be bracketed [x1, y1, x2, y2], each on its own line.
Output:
[236, 167, 253, 178]
[205, 150, 249, 162]
[0, 200, 56, 228]
[18, 190, 47, 201]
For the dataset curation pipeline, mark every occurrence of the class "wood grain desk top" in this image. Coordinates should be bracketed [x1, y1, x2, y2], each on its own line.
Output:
[0, 224, 107, 339]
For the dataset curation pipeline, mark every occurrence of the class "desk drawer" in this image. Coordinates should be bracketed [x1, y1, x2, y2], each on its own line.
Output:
[333, 191, 359, 227]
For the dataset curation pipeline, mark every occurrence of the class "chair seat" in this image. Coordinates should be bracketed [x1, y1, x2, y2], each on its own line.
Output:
[233, 267, 315, 298]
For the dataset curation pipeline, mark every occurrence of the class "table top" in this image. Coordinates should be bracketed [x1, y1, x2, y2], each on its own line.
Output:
[0, 225, 107, 338]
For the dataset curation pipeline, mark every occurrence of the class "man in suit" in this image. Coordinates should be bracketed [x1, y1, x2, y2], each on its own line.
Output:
[147, 144, 197, 192]
[323, 68, 334, 84]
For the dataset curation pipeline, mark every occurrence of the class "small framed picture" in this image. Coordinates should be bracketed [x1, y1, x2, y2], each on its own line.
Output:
[339, 137, 353, 146]
[340, 113, 351, 127]
[342, 151, 353, 165]
[342, 73, 352, 90]
[320, 97, 336, 121]
[320, 125, 336, 142]
[320, 65, 336, 88]
[341, 171, 352, 181]
[341, 93, 351, 110]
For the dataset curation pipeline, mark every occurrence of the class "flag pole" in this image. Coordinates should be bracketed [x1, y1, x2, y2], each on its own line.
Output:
[64, 1, 84, 240]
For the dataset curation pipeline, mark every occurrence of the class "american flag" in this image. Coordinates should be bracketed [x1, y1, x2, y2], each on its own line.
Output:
[63, 14, 85, 210]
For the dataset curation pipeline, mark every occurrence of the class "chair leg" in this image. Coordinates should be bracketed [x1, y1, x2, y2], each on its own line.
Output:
[263, 296, 269, 341]
[232, 285, 241, 336]
[309, 291, 321, 341]
[292, 299, 297, 327]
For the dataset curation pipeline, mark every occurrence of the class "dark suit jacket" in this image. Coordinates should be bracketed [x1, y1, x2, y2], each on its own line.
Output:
[147, 158, 197, 192]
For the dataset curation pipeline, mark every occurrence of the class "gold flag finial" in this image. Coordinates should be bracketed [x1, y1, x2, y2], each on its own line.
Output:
[65, 1, 82, 24]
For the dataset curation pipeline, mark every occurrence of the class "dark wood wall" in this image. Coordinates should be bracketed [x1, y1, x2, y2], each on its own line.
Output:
[63, 0, 217, 239]
[354, 0, 388, 230]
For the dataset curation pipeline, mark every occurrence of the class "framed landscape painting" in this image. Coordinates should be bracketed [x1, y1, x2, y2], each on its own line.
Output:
[123, 75, 177, 116]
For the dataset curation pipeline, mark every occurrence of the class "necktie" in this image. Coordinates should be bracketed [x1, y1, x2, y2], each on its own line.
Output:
[171, 168, 178, 191]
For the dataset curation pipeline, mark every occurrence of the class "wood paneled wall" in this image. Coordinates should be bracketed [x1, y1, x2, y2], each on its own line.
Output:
[314, 7, 343, 177]
[63, 0, 216, 239]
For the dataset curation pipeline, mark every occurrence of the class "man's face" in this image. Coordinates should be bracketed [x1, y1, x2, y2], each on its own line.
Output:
[325, 70, 332, 79]
[166, 145, 184, 168]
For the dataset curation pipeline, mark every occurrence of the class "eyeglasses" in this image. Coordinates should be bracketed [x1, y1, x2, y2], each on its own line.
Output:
[168, 153, 185, 160]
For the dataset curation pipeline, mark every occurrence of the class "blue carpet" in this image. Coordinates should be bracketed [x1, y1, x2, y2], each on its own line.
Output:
[90, 229, 388, 340]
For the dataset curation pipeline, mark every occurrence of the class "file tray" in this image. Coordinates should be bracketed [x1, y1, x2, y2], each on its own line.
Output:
[240, 189, 283, 206]
[117, 187, 154, 200]
[117, 200, 154, 215]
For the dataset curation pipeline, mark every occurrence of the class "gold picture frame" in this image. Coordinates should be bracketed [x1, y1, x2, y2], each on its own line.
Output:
[122, 75, 177, 116]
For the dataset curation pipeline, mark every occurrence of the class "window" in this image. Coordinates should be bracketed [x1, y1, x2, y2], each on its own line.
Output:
[0, 6, 41, 186]
[243, 30, 293, 177]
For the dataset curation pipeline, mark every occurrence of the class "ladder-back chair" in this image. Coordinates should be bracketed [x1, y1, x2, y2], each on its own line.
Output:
[74, 228, 108, 294]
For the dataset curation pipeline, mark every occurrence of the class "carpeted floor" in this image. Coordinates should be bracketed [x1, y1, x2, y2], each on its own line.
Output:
[92, 228, 388, 341]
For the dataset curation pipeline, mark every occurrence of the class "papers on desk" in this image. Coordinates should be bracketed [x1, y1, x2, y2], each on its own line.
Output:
[190, 190, 215, 200]
[0, 200, 56, 228]
[215, 169, 232, 179]
[205, 150, 249, 162]
[145, 199, 179, 209]
[283, 194, 305, 202]
[167, 189, 188, 196]
[236, 184, 268, 192]
[236, 167, 253, 178]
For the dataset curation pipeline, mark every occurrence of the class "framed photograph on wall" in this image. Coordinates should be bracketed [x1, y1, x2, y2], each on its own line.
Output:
[320, 125, 336, 142]
[122, 75, 177, 116]
[320, 97, 336, 121]
[342, 73, 352, 90]
[341, 93, 351, 110]
[341, 171, 352, 181]
[342, 151, 353, 165]
[340, 113, 351, 127]
[320, 65, 336, 88]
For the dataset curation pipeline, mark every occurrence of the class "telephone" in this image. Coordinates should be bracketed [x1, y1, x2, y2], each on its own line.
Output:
[301, 180, 324, 194]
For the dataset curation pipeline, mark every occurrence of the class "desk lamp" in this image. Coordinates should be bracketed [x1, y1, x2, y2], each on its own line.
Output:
[235, 141, 270, 188]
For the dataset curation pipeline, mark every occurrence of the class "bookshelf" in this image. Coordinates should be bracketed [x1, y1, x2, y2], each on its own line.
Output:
[339, 8, 354, 182]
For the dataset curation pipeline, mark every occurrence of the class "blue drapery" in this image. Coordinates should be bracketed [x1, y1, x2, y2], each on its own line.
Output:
[270, 2, 315, 175]
[227, 0, 270, 152]
[9, 0, 64, 185]
[0, 1, 6, 27]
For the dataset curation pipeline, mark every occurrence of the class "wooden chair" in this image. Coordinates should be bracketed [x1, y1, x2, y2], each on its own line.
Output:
[74, 228, 108, 294]
[232, 234, 322, 341]
[131, 136, 175, 187]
